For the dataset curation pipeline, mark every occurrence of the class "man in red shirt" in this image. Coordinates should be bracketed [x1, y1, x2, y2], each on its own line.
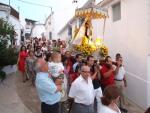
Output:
[100, 56, 116, 91]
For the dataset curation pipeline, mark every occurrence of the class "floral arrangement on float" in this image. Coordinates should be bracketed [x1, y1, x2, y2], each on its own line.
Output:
[74, 36, 108, 57]
[74, 36, 96, 56]
[99, 44, 108, 57]
[94, 38, 108, 57]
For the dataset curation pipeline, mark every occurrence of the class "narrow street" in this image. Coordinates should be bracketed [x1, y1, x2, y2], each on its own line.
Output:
[0, 73, 32, 113]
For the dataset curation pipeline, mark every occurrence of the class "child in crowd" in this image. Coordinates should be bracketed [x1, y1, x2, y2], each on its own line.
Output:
[48, 52, 68, 102]
[48, 52, 64, 81]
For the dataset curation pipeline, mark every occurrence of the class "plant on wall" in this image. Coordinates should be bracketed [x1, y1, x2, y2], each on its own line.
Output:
[0, 18, 15, 44]
[0, 18, 18, 81]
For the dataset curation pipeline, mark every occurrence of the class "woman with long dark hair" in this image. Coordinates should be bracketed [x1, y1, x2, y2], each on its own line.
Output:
[17, 45, 28, 82]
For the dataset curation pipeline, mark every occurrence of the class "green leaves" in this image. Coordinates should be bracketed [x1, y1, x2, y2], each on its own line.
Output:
[0, 18, 15, 40]
[0, 41, 19, 69]
[0, 18, 18, 69]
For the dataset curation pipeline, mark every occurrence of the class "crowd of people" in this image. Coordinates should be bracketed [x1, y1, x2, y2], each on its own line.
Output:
[17, 37, 150, 113]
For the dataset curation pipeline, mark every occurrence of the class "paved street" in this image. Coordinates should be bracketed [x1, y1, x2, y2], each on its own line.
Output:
[0, 72, 145, 113]
[0, 73, 32, 113]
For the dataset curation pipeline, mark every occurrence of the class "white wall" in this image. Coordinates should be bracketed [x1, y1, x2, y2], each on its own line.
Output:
[95, 0, 150, 109]
[45, 14, 55, 40]
[58, 28, 68, 41]
[0, 5, 10, 20]
[0, 10, 21, 45]
[25, 24, 32, 34]
[0, 11, 8, 20]
[58, 19, 77, 42]
[92, 19, 105, 40]
[31, 24, 46, 38]
[9, 16, 22, 45]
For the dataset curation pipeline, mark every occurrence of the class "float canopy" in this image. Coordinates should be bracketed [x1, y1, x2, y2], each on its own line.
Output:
[75, 5, 108, 19]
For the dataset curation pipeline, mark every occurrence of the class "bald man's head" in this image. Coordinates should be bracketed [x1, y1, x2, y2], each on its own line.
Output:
[35, 59, 48, 72]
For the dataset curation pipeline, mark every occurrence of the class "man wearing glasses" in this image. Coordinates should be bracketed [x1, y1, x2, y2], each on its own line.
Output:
[69, 65, 95, 113]
[86, 55, 102, 113]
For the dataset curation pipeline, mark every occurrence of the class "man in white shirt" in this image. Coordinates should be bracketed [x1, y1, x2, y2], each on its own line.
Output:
[69, 65, 95, 113]
[115, 56, 128, 113]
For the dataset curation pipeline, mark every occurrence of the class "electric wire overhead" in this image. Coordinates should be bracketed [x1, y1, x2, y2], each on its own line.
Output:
[18, 0, 52, 9]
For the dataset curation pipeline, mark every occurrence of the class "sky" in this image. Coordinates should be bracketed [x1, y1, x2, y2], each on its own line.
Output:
[0, 0, 102, 35]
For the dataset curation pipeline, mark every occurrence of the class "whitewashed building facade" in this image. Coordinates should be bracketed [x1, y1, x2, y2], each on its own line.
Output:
[31, 23, 46, 38]
[58, 17, 76, 41]
[24, 18, 36, 39]
[45, 13, 54, 40]
[0, 3, 22, 45]
[94, 0, 150, 109]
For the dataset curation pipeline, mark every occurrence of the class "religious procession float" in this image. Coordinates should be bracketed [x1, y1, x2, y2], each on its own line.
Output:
[70, 1, 109, 59]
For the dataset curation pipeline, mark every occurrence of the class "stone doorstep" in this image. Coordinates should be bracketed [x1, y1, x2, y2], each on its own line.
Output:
[2, 65, 17, 75]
